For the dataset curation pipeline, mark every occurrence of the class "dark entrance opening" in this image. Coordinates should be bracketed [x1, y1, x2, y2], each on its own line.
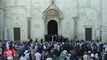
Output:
[14, 28, 20, 41]
[85, 28, 92, 41]
[48, 20, 58, 35]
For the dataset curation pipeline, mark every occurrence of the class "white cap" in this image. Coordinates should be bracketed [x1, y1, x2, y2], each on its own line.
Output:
[24, 50, 28, 54]
[68, 54, 71, 56]
[95, 53, 98, 56]
[91, 53, 94, 57]
[84, 51, 87, 54]
[88, 51, 91, 53]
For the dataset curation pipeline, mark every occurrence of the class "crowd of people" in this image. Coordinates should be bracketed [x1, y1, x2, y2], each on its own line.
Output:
[0, 35, 107, 60]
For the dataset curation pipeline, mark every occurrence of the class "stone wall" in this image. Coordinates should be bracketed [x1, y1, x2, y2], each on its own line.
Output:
[0, 0, 4, 40]
[102, 0, 107, 42]
[0, 0, 106, 41]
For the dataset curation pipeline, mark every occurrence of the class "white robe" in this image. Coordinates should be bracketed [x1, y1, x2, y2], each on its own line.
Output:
[83, 54, 88, 60]
[20, 56, 27, 60]
[35, 52, 41, 60]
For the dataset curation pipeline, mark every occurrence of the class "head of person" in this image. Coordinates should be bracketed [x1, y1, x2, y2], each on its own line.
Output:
[88, 51, 91, 55]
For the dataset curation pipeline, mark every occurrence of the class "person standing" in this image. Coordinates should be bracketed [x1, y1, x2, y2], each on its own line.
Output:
[4, 47, 16, 60]
[95, 53, 99, 60]
[20, 54, 27, 60]
[104, 51, 107, 60]
[0, 45, 2, 59]
[87, 51, 93, 60]
[83, 52, 88, 60]
[34, 51, 42, 60]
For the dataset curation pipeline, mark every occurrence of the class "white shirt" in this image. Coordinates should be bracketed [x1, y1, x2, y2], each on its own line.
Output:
[0, 47, 2, 54]
[62, 50, 68, 56]
[20, 56, 27, 60]
[95, 53, 99, 60]
[6, 42, 9, 49]
[91, 53, 94, 58]
[46, 58, 52, 60]
[43, 45, 46, 50]
[54, 43, 57, 49]
[35, 52, 41, 60]
[104, 45, 107, 51]
[57, 45, 60, 51]
[66, 56, 71, 60]
[83, 54, 88, 60]
[25, 53, 30, 60]
[24, 50, 30, 60]
[35, 45, 38, 52]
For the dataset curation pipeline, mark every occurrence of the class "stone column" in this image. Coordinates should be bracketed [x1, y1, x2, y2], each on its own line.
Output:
[4, 28, 9, 40]
[100, 25, 102, 40]
[96, 28, 100, 40]
[27, 17, 31, 39]
[0, 8, 5, 40]
[73, 17, 78, 39]
[3, 8, 7, 40]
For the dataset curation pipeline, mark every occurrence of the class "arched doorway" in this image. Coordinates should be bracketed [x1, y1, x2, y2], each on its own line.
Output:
[48, 20, 58, 35]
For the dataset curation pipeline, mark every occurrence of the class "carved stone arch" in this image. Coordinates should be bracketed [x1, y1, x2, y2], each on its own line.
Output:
[46, 9, 60, 18]
[44, 9, 60, 35]
[46, 9, 60, 23]
[43, 2, 64, 21]
[43, 2, 63, 35]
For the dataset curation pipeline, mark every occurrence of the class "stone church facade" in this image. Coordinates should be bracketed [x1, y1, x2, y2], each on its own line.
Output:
[0, 0, 107, 41]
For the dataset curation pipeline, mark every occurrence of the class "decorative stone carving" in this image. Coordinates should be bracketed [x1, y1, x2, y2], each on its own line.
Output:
[43, 1, 63, 35]
[84, 20, 94, 28]
[43, 1, 63, 21]
[79, 8, 97, 20]
[14, 20, 22, 27]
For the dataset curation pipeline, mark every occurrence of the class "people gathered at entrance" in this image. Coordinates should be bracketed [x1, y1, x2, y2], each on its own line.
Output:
[0, 35, 107, 60]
